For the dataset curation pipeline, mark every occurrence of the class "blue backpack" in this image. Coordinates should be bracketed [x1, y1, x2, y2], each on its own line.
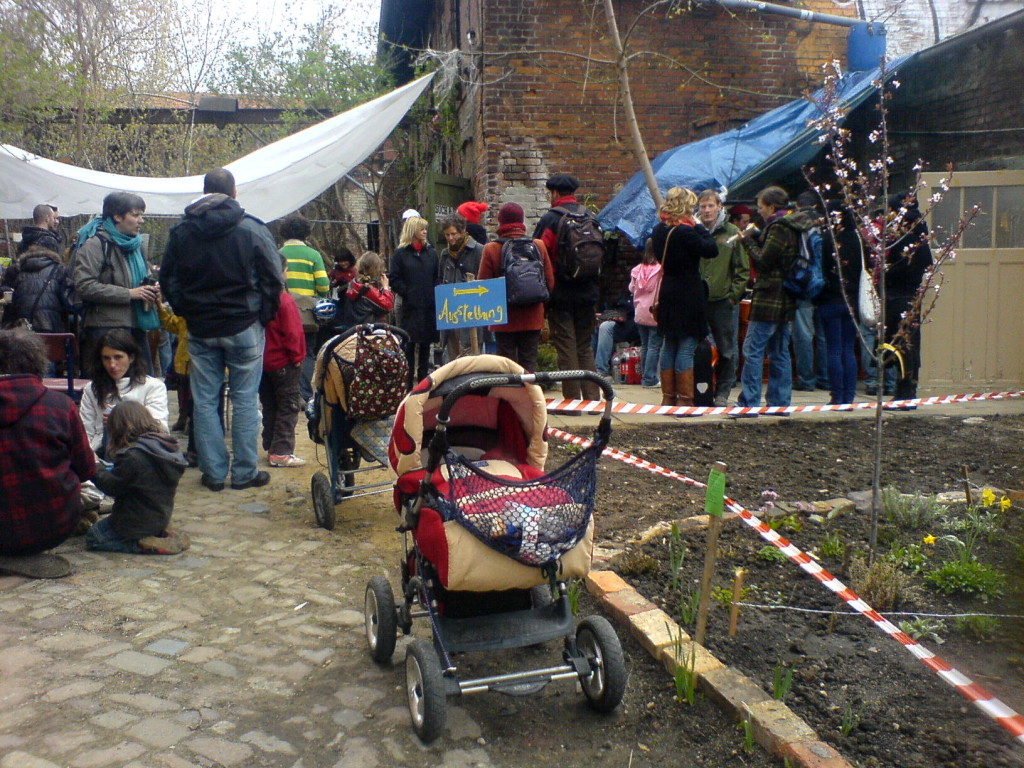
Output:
[783, 227, 825, 300]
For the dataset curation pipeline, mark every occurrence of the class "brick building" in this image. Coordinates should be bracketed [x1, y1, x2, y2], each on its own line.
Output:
[380, 0, 855, 225]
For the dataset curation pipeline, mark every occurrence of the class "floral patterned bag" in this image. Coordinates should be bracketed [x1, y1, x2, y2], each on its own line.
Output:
[346, 329, 408, 422]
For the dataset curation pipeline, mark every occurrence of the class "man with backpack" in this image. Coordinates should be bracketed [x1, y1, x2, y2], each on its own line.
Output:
[790, 190, 828, 393]
[533, 174, 604, 402]
[477, 203, 554, 372]
[734, 186, 817, 413]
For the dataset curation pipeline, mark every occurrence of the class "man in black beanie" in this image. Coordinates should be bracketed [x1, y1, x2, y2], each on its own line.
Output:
[533, 173, 602, 402]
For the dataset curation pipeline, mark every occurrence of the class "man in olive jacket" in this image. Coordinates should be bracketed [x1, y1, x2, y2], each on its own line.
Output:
[698, 190, 750, 407]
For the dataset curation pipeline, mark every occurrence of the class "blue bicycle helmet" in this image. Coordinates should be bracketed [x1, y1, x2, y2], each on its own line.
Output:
[313, 298, 337, 325]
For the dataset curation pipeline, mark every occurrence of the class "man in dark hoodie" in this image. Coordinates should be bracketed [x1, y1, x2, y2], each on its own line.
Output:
[161, 168, 284, 492]
[0, 329, 95, 578]
[17, 204, 62, 256]
[735, 186, 816, 412]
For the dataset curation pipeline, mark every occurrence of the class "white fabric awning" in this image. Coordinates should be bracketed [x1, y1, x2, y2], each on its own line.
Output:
[0, 73, 434, 221]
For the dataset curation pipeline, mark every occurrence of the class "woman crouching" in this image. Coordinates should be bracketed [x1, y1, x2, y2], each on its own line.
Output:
[85, 401, 189, 555]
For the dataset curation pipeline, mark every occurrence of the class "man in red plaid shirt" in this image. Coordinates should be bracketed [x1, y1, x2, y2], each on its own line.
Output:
[0, 330, 95, 578]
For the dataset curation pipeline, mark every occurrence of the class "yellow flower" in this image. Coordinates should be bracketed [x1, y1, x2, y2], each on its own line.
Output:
[923, 534, 936, 545]
[980, 488, 996, 508]
[1000, 496, 1012, 512]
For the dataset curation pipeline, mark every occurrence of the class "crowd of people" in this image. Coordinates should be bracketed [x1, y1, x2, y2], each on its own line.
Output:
[0, 169, 934, 578]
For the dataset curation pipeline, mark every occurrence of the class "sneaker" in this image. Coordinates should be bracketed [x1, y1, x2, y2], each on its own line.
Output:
[138, 530, 191, 555]
[269, 453, 307, 467]
[231, 470, 271, 490]
[201, 474, 225, 492]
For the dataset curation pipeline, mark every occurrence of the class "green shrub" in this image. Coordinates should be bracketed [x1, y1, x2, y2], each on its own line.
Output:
[883, 487, 945, 530]
[758, 545, 789, 563]
[924, 559, 1006, 602]
[850, 555, 917, 611]
[886, 543, 930, 573]
[898, 616, 946, 644]
[955, 614, 1000, 640]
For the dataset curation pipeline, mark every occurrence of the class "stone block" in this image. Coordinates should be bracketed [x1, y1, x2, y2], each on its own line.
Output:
[585, 570, 630, 597]
[625, 608, 681, 657]
[778, 739, 855, 768]
[600, 588, 657, 625]
[657, 640, 723, 678]
[699, 666, 772, 718]
[748, 699, 818, 754]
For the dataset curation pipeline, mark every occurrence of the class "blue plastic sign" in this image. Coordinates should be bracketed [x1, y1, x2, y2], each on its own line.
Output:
[435, 278, 507, 330]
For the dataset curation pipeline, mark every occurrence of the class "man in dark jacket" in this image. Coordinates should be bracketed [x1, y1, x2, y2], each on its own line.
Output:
[533, 173, 601, 402]
[3, 246, 72, 332]
[17, 204, 62, 256]
[438, 213, 486, 360]
[0, 329, 95, 578]
[736, 186, 816, 411]
[161, 168, 285, 492]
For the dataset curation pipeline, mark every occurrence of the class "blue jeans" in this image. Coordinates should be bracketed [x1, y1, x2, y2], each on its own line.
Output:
[85, 516, 139, 553]
[637, 324, 662, 386]
[790, 300, 818, 389]
[188, 323, 265, 485]
[818, 303, 858, 404]
[658, 334, 698, 373]
[860, 322, 895, 391]
[738, 320, 792, 407]
[706, 299, 739, 402]
[594, 321, 616, 375]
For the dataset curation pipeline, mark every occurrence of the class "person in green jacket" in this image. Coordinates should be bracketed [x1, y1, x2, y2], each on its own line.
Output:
[279, 213, 328, 402]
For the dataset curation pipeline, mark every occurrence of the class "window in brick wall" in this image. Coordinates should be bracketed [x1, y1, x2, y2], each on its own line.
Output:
[996, 186, 1024, 249]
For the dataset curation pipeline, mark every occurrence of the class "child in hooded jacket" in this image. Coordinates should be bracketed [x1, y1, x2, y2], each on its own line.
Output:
[342, 251, 394, 326]
[629, 239, 664, 388]
[86, 400, 189, 555]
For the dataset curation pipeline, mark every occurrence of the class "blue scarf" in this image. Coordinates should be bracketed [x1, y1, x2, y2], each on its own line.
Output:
[76, 217, 159, 331]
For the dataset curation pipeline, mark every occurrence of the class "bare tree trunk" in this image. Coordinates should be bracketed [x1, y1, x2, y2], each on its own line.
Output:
[602, 0, 662, 209]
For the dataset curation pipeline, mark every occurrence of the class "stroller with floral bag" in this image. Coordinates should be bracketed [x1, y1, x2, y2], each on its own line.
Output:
[363, 355, 626, 742]
[307, 322, 409, 530]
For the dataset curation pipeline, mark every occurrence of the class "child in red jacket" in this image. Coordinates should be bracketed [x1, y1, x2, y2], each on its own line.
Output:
[260, 280, 307, 467]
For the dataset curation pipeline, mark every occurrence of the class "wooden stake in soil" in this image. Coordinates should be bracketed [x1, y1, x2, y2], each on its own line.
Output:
[695, 461, 727, 646]
[728, 568, 746, 637]
[962, 465, 973, 506]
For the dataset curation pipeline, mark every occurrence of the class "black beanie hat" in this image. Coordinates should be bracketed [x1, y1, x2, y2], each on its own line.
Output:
[545, 173, 580, 194]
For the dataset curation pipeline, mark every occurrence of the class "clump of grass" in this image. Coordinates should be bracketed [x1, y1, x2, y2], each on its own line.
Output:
[883, 486, 945, 530]
[668, 522, 686, 591]
[849, 554, 918, 611]
[679, 589, 699, 627]
[955, 614, 1000, 640]
[616, 550, 658, 577]
[772, 664, 794, 701]
[566, 579, 584, 615]
[839, 701, 863, 736]
[669, 624, 698, 705]
[757, 545, 789, 564]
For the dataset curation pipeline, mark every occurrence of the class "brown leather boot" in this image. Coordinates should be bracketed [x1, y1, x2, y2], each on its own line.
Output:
[660, 369, 676, 406]
[676, 369, 695, 407]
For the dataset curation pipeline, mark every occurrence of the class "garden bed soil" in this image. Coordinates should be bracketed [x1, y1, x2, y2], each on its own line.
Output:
[555, 412, 1024, 768]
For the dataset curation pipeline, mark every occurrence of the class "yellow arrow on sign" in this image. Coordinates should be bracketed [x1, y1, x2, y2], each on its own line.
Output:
[453, 285, 489, 296]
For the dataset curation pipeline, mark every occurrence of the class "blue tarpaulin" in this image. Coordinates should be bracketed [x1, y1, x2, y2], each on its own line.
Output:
[597, 57, 914, 247]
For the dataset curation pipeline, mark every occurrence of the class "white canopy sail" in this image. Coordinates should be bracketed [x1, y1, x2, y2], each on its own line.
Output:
[0, 73, 434, 221]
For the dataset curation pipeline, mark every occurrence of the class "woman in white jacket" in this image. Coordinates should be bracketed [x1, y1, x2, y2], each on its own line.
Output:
[79, 329, 167, 458]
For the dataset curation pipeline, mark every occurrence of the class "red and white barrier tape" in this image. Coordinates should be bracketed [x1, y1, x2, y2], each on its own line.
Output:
[548, 426, 1024, 745]
[545, 389, 1024, 416]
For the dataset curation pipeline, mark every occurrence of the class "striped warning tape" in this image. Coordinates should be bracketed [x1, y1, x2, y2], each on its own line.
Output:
[548, 426, 1024, 745]
[545, 389, 1024, 416]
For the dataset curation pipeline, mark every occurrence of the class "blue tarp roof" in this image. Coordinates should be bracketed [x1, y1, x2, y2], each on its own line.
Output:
[597, 56, 915, 247]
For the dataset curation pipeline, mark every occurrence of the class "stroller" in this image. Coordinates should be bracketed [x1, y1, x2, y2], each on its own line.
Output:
[363, 355, 626, 742]
[307, 323, 409, 530]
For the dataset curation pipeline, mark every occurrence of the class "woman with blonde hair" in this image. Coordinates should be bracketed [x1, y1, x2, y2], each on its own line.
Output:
[651, 187, 718, 406]
[387, 216, 438, 386]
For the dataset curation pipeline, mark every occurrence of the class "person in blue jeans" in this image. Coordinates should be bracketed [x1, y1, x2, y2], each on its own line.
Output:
[815, 205, 863, 404]
[160, 168, 285, 492]
[736, 186, 816, 413]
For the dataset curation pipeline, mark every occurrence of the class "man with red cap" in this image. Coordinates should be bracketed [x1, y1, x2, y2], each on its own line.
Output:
[457, 201, 490, 245]
[477, 203, 554, 372]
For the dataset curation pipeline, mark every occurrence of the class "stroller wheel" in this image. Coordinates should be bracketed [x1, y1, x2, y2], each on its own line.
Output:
[364, 576, 397, 663]
[311, 471, 336, 531]
[405, 639, 446, 743]
[575, 616, 627, 713]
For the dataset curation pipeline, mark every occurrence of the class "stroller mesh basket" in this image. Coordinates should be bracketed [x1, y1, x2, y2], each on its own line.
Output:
[436, 443, 599, 567]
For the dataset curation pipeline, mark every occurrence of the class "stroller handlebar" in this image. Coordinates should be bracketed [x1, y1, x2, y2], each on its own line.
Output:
[335, 322, 410, 344]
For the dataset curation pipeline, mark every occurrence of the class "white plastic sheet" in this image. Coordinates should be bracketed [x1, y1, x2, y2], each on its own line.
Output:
[0, 73, 433, 221]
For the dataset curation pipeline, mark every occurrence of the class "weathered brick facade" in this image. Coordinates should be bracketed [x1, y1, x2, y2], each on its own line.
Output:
[414, 0, 854, 223]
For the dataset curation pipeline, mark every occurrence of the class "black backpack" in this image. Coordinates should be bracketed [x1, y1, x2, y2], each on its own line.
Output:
[553, 205, 605, 280]
[500, 238, 550, 307]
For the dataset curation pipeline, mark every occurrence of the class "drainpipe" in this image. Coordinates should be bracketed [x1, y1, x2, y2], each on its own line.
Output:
[693, 0, 862, 27]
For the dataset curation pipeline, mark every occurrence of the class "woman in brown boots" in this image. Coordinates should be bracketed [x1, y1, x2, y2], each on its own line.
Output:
[650, 187, 718, 406]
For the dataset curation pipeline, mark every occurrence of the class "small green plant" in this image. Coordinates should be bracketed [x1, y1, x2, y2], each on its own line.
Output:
[710, 585, 747, 608]
[670, 624, 698, 705]
[668, 522, 686, 591]
[758, 545, 789, 564]
[924, 559, 1006, 602]
[766, 513, 803, 533]
[679, 590, 699, 627]
[882, 487, 945, 530]
[738, 706, 755, 753]
[954, 614, 1000, 640]
[839, 701, 863, 736]
[772, 664, 794, 701]
[566, 579, 584, 615]
[850, 554, 917, 611]
[898, 616, 946, 644]
[819, 530, 845, 559]
[886, 543, 930, 573]
[616, 550, 658, 577]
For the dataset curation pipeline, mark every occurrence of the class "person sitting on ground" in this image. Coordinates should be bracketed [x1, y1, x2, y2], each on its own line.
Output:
[593, 293, 640, 380]
[260, 258, 307, 468]
[78, 328, 168, 458]
[85, 400, 189, 555]
[341, 251, 394, 327]
[0, 329, 95, 579]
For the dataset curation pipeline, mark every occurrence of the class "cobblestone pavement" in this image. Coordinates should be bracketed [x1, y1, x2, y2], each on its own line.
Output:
[0, 441, 517, 768]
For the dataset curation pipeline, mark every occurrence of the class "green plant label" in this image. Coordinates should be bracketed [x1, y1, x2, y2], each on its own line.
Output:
[706, 469, 726, 517]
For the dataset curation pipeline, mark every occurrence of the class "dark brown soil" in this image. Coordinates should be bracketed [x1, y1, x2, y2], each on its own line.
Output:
[551, 412, 1024, 768]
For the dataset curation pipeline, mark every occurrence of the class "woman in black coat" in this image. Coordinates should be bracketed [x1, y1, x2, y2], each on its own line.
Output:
[387, 216, 439, 386]
[3, 246, 72, 332]
[815, 205, 863, 404]
[650, 187, 718, 406]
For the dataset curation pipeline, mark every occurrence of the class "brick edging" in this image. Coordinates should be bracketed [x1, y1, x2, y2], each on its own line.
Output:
[586, 570, 854, 768]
